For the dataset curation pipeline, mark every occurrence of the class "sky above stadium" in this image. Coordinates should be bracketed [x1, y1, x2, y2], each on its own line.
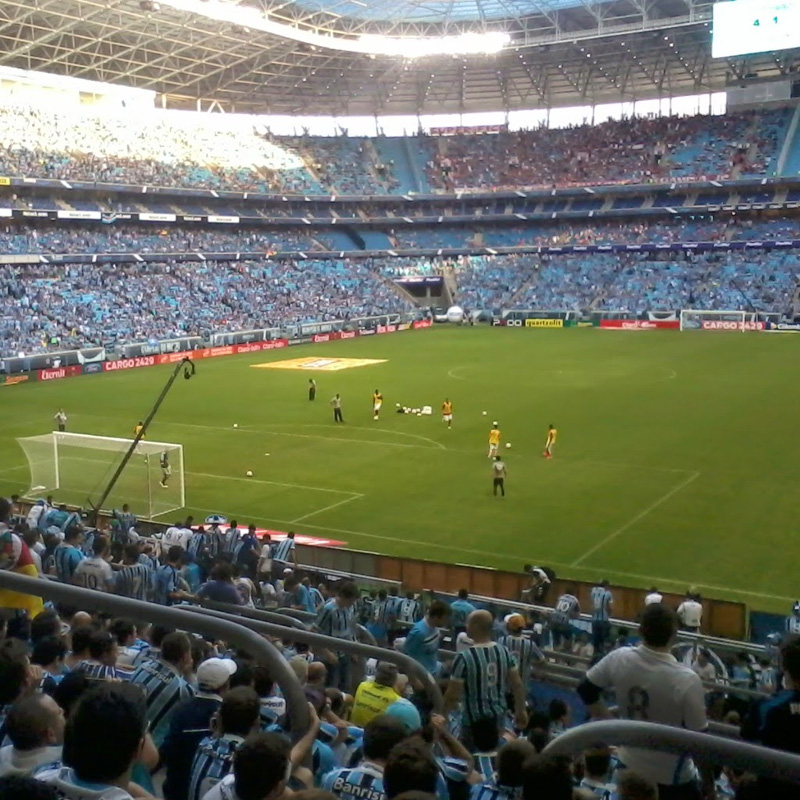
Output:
[292, 0, 596, 23]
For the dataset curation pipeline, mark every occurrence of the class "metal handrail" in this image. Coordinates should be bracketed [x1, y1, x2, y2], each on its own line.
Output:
[300, 564, 401, 588]
[462, 591, 765, 654]
[182, 604, 443, 713]
[201, 601, 378, 647]
[543, 720, 800, 783]
[0, 572, 310, 739]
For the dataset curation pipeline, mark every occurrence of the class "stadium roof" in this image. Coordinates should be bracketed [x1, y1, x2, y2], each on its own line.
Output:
[0, 0, 793, 115]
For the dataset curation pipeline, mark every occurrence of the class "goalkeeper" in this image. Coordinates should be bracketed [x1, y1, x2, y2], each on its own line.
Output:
[160, 451, 171, 488]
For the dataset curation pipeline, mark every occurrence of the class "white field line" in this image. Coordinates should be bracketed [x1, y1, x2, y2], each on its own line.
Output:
[73, 414, 444, 451]
[571, 470, 701, 567]
[0, 464, 29, 478]
[447, 366, 468, 380]
[187, 471, 361, 498]
[290, 494, 364, 523]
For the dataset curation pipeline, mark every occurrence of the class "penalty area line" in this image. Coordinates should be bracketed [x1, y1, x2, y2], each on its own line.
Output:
[290, 494, 365, 524]
[187, 471, 361, 497]
[570, 470, 701, 567]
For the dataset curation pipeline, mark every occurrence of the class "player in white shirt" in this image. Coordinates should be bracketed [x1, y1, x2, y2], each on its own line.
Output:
[676, 591, 703, 632]
[163, 521, 192, 551]
[72, 536, 114, 592]
[577, 603, 712, 799]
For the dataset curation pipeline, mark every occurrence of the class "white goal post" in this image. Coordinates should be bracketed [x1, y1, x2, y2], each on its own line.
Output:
[16, 432, 185, 519]
[679, 309, 763, 332]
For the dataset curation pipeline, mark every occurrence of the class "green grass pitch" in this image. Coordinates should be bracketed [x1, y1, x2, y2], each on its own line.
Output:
[1, 326, 796, 612]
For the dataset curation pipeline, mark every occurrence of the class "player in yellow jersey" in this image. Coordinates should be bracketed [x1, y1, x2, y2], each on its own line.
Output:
[543, 424, 557, 459]
[133, 421, 145, 439]
[441, 398, 453, 429]
[373, 389, 383, 421]
[488, 422, 501, 458]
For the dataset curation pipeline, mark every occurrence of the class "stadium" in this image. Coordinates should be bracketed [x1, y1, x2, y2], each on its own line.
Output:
[1, 0, 800, 797]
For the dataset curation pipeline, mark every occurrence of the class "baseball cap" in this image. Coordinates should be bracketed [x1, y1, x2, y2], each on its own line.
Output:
[197, 657, 237, 690]
[384, 699, 422, 733]
[505, 613, 526, 632]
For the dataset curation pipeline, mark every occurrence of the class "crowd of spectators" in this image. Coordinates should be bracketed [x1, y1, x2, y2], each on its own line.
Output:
[0, 495, 798, 800]
[0, 214, 797, 259]
[0, 259, 412, 356]
[425, 109, 792, 191]
[0, 103, 794, 199]
[0, 224, 323, 255]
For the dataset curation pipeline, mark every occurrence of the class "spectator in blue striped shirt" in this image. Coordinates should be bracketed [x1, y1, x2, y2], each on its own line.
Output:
[155, 546, 189, 606]
[199, 732, 292, 800]
[188, 686, 261, 800]
[114, 543, 153, 602]
[403, 600, 450, 678]
[272, 532, 297, 574]
[282, 576, 315, 614]
[53, 527, 84, 584]
[590, 580, 613, 655]
[130, 631, 194, 748]
[470, 739, 536, 800]
[75, 630, 128, 682]
[307, 579, 326, 611]
[444, 611, 527, 732]
[398, 592, 423, 627]
[161, 657, 238, 800]
[367, 590, 391, 646]
[314, 581, 360, 691]
[498, 616, 543, 686]
[450, 590, 477, 635]
[321, 715, 408, 800]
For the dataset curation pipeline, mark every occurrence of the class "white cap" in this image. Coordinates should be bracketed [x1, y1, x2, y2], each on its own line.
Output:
[283, 568, 294, 575]
[197, 657, 237, 690]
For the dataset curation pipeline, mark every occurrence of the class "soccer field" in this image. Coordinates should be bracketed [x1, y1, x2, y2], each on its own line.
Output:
[1, 326, 797, 612]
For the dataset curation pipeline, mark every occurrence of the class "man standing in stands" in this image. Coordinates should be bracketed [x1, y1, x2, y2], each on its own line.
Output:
[677, 591, 703, 633]
[309, 378, 317, 401]
[548, 587, 580, 651]
[130, 632, 195, 748]
[444, 610, 528, 733]
[403, 599, 450, 678]
[314, 580, 360, 691]
[590, 579, 614, 655]
[578, 604, 712, 800]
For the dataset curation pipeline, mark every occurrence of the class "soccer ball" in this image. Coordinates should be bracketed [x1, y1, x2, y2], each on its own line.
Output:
[233, 423, 239, 428]
[246, 470, 253, 477]
[505, 443, 511, 449]
[482, 411, 488, 416]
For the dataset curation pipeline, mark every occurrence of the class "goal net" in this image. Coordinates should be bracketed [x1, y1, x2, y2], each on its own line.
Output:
[679, 309, 763, 332]
[16, 432, 185, 519]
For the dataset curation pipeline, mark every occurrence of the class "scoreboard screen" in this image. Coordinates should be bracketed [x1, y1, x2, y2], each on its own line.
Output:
[712, 0, 800, 58]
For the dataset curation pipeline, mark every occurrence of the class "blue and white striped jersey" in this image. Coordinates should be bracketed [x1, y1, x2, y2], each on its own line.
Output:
[579, 778, 614, 799]
[316, 599, 356, 641]
[153, 564, 180, 605]
[130, 658, 194, 747]
[591, 587, 613, 622]
[54, 544, 84, 583]
[472, 752, 498, 782]
[498, 634, 543, 683]
[321, 761, 387, 800]
[188, 733, 244, 800]
[114, 563, 152, 601]
[273, 537, 296, 563]
[76, 660, 130, 682]
[470, 780, 521, 800]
